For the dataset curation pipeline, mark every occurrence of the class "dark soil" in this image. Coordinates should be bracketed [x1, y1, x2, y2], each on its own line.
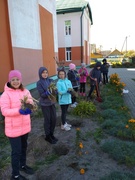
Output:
[0, 103, 134, 180]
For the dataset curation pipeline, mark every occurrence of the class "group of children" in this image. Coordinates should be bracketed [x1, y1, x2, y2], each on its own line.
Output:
[0, 59, 109, 180]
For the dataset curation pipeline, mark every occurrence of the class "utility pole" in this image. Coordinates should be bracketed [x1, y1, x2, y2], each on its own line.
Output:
[126, 36, 127, 54]
[121, 35, 130, 53]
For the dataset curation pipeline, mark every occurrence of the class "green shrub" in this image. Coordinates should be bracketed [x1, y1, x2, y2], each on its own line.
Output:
[100, 171, 135, 180]
[101, 139, 135, 167]
[100, 90, 125, 110]
[117, 129, 132, 140]
[101, 119, 118, 130]
[101, 117, 132, 139]
[111, 62, 135, 68]
[72, 101, 96, 118]
[93, 128, 104, 144]
[100, 109, 117, 119]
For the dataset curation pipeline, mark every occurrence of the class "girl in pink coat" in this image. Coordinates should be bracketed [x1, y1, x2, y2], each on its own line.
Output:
[78, 63, 88, 96]
[0, 70, 34, 180]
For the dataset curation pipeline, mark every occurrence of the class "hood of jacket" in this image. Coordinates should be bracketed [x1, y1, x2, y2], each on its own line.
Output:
[38, 67, 51, 90]
[94, 62, 101, 69]
[38, 67, 48, 80]
[4, 82, 20, 92]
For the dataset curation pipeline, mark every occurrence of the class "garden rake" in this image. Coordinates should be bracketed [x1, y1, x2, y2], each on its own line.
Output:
[95, 81, 103, 102]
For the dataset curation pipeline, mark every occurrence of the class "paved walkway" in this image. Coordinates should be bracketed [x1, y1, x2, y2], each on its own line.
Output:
[105, 68, 135, 118]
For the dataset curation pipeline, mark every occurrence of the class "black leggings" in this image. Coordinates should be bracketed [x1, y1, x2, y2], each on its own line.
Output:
[9, 133, 28, 176]
[80, 83, 86, 93]
[41, 105, 56, 136]
[88, 84, 99, 97]
[102, 72, 108, 84]
[60, 105, 69, 125]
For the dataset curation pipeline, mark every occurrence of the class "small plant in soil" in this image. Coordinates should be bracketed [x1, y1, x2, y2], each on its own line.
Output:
[73, 100, 96, 118]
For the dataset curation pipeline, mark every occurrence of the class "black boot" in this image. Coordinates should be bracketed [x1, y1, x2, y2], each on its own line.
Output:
[50, 134, 58, 142]
[45, 135, 56, 144]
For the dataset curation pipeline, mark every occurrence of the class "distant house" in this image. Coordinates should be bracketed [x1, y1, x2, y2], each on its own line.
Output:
[91, 53, 103, 62]
[105, 49, 124, 63]
[56, 0, 93, 66]
[0, 0, 58, 92]
[107, 49, 123, 58]
[101, 50, 112, 58]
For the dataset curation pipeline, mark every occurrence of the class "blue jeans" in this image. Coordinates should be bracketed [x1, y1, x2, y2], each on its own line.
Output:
[9, 133, 28, 176]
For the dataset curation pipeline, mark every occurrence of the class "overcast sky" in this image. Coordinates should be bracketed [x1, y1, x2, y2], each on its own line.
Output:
[88, 0, 135, 51]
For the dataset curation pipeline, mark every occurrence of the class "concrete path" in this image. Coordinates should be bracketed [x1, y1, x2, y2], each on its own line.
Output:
[107, 67, 135, 118]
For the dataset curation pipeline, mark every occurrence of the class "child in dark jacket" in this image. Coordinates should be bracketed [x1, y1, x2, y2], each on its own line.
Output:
[87, 62, 102, 100]
[36, 67, 58, 144]
[101, 58, 110, 84]
[67, 63, 79, 108]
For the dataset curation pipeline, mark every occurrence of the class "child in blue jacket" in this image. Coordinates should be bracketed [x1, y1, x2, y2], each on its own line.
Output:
[57, 69, 72, 131]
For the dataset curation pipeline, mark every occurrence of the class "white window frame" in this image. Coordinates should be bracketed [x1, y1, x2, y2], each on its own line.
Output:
[65, 20, 71, 35]
[66, 47, 71, 61]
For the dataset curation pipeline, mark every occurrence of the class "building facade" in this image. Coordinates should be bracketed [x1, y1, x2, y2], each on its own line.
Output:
[56, 0, 93, 67]
[0, 0, 58, 92]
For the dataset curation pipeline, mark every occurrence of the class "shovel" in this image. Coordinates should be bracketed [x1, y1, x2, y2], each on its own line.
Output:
[95, 81, 103, 102]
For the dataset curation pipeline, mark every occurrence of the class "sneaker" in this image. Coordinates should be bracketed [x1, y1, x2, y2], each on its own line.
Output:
[20, 165, 34, 175]
[71, 104, 76, 108]
[65, 122, 72, 128]
[11, 174, 28, 180]
[74, 102, 78, 105]
[61, 124, 71, 131]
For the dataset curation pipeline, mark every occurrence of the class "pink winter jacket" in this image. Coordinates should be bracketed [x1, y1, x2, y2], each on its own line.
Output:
[78, 67, 88, 83]
[0, 84, 33, 137]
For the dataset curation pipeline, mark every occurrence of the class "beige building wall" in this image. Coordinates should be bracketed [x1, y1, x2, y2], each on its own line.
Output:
[0, 0, 58, 92]
[57, 10, 92, 66]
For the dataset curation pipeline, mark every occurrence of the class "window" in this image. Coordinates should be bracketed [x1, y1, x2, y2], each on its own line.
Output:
[66, 47, 71, 61]
[65, 20, 71, 35]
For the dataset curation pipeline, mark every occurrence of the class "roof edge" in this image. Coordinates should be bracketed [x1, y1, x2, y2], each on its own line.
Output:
[57, 7, 83, 14]
[87, 3, 93, 25]
[57, 3, 93, 25]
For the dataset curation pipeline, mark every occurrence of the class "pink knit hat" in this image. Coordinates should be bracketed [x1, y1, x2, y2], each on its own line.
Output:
[8, 70, 22, 82]
[69, 63, 76, 70]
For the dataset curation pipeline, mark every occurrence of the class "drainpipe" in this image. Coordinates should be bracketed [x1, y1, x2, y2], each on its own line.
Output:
[80, 6, 85, 63]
